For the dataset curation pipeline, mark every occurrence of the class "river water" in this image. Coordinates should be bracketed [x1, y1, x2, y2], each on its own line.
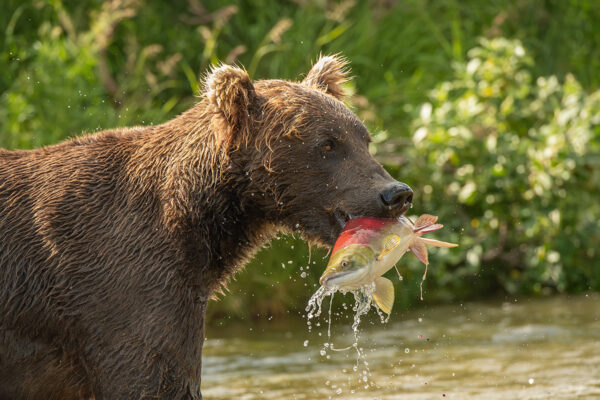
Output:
[203, 294, 600, 399]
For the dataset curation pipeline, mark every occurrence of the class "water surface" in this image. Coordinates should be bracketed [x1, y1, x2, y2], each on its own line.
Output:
[203, 294, 600, 399]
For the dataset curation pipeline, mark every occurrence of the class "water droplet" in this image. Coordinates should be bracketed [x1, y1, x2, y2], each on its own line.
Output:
[320, 349, 326, 356]
[303, 340, 309, 347]
[528, 378, 534, 384]
[301, 272, 307, 278]
[405, 348, 410, 353]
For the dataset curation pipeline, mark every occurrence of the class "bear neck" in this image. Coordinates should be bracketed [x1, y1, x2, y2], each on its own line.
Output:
[132, 104, 278, 294]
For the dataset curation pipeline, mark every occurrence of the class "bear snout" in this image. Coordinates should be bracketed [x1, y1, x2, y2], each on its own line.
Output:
[379, 182, 413, 212]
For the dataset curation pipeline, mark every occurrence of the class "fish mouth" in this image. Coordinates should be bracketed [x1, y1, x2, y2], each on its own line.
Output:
[332, 202, 411, 233]
[320, 270, 351, 287]
[320, 269, 364, 288]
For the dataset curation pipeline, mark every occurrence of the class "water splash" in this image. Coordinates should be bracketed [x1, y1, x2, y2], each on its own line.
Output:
[305, 285, 336, 332]
[349, 284, 375, 336]
[305, 283, 385, 390]
[420, 263, 428, 301]
[305, 283, 380, 337]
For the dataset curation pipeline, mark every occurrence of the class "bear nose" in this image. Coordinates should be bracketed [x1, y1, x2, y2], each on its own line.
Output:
[379, 183, 413, 210]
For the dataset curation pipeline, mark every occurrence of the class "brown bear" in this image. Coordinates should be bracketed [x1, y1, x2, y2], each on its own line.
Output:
[0, 55, 412, 399]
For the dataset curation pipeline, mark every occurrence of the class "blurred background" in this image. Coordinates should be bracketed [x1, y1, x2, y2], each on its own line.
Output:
[1, 0, 599, 324]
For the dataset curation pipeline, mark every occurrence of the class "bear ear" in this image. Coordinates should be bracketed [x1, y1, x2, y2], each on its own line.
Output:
[204, 64, 257, 131]
[302, 54, 351, 100]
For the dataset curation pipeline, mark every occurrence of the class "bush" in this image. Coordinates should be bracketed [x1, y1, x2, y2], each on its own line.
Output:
[400, 37, 600, 299]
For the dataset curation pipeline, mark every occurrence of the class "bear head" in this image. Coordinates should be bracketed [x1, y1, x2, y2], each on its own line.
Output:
[203, 55, 413, 246]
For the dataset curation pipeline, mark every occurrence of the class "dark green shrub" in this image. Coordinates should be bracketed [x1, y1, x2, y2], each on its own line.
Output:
[401, 38, 600, 299]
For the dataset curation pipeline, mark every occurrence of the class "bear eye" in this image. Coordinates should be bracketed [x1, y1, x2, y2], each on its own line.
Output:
[323, 140, 335, 152]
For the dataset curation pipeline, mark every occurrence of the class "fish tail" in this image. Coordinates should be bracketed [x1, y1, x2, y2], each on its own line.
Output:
[409, 238, 429, 265]
[413, 214, 438, 231]
[420, 237, 458, 248]
[414, 223, 444, 235]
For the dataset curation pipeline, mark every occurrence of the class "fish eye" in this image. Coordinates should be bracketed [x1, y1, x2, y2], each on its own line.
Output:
[341, 261, 348, 267]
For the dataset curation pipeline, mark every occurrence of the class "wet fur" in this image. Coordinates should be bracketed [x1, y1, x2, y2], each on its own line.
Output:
[0, 55, 403, 398]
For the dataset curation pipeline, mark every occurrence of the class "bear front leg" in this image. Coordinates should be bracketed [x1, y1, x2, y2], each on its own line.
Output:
[90, 302, 206, 399]
[90, 337, 205, 400]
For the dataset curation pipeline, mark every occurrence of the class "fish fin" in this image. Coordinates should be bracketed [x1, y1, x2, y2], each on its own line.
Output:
[409, 238, 429, 265]
[413, 214, 438, 231]
[376, 234, 402, 261]
[373, 276, 394, 314]
[416, 223, 444, 234]
[420, 237, 458, 248]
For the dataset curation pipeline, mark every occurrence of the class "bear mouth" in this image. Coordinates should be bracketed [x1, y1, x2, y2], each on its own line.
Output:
[332, 202, 411, 230]
[333, 209, 352, 231]
[326, 202, 411, 246]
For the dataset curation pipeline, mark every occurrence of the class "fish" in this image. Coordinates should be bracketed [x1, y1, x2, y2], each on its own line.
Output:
[319, 214, 458, 314]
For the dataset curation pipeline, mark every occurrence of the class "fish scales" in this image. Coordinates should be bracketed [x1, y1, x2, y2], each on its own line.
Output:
[319, 214, 458, 314]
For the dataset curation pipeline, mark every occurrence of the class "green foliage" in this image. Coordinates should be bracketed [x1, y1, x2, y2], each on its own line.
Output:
[1, 0, 599, 321]
[0, 0, 194, 149]
[403, 37, 600, 299]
